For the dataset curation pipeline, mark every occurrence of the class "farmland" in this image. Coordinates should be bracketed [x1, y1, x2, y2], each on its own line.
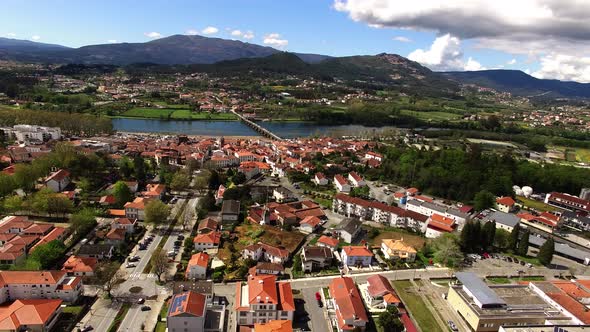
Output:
[120, 107, 237, 120]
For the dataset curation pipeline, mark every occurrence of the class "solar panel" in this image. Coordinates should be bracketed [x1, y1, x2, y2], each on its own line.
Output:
[170, 293, 188, 313]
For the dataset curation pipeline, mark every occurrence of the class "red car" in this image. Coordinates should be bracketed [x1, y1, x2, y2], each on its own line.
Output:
[315, 292, 321, 301]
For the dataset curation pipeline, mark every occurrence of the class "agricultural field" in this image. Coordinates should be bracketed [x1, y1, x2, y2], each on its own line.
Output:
[399, 109, 462, 121]
[122, 107, 177, 118]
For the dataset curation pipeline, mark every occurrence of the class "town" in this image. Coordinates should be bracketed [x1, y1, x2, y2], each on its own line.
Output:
[0, 123, 585, 332]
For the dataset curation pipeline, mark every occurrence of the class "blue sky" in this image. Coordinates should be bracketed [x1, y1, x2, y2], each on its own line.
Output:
[4, 0, 589, 81]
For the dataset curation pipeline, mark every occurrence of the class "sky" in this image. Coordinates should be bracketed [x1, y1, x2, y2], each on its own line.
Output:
[2, 0, 590, 82]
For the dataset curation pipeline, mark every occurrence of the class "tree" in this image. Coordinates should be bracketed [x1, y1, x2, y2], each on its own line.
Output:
[26, 240, 66, 269]
[145, 200, 171, 224]
[350, 186, 371, 199]
[517, 229, 530, 256]
[460, 220, 476, 253]
[494, 229, 510, 250]
[378, 306, 404, 332]
[232, 172, 247, 185]
[118, 157, 133, 179]
[112, 181, 133, 207]
[508, 226, 520, 252]
[482, 221, 496, 250]
[194, 176, 208, 195]
[538, 238, 555, 266]
[3, 195, 23, 213]
[208, 170, 221, 189]
[152, 248, 169, 281]
[170, 172, 191, 191]
[474, 190, 496, 211]
[103, 268, 125, 298]
[46, 195, 73, 217]
[432, 233, 463, 267]
[70, 208, 98, 241]
[133, 156, 146, 181]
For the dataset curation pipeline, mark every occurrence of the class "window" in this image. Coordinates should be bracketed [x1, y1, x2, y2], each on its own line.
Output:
[240, 312, 247, 317]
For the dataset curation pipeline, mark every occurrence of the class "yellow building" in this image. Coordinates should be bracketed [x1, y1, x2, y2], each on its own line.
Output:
[380, 238, 417, 262]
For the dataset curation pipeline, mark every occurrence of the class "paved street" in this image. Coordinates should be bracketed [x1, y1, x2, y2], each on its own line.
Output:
[301, 287, 329, 332]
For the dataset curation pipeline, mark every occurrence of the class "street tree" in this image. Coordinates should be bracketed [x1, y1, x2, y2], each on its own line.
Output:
[538, 238, 555, 266]
[508, 225, 520, 252]
[517, 229, 530, 256]
[145, 200, 171, 224]
[152, 248, 169, 281]
[170, 171, 191, 191]
[112, 181, 133, 207]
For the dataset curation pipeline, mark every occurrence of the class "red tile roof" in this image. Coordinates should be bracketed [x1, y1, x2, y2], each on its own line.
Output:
[168, 291, 206, 317]
[193, 231, 221, 245]
[317, 235, 339, 248]
[329, 277, 368, 330]
[254, 320, 293, 332]
[496, 196, 516, 206]
[342, 246, 373, 257]
[0, 299, 63, 330]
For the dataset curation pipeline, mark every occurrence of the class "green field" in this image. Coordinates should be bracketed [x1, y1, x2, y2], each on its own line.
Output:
[121, 108, 237, 120]
[516, 195, 558, 213]
[400, 109, 462, 121]
[393, 280, 444, 332]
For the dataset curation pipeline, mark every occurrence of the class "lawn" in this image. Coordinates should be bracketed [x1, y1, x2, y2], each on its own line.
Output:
[369, 228, 426, 250]
[393, 280, 444, 332]
[154, 322, 167, 332]
[575, 148, 590, 164]
[487, 276, 545, 284]
[122, 107, 177, 118]
[170, 110, 237, 120]
[516, 195, 559, 213]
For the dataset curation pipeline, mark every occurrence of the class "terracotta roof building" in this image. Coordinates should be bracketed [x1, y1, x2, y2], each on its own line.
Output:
[329, 277, 368, 331]
[235, 275, 295, 326]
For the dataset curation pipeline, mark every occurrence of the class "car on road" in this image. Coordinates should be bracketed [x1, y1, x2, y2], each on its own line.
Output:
[315, 292, 323, 307]
[174, 240, 182, 246]
[167, 250, 176, 257]
[80, 325, 93, 332]
[127, 255, 140, 262]
[138, 245, 147, 250]
[125, 263, 136, 268]
[137, 298, 145, 304]
[141, 305, 151, 311]
[177, 235, 184, 240]
[448, 320, 458, 331]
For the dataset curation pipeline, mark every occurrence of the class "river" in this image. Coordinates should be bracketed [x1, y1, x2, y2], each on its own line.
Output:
[112, 118, 403, 138]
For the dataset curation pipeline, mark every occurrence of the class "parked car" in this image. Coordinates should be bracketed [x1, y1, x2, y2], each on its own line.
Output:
[127, 255, 140, 262]
[125, 263, 136, 268]
[137, 298, 145, 304]
[139, 245, 147, 251]
[315, 292, 323, 307]
[141, 305, 151, 311]
[167, 250, 176, 257]
[448, 320, 458, 331]
[80, 325, 93, 332]
[177, 235, 185, 240]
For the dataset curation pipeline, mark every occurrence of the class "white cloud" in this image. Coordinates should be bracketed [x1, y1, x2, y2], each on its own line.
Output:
[185, 29, 199, 36]
[201, 26, 219, 35]
[263, 33, 288, 48]
[31, 35, 40, 41]
[243, 31, 255, 40]
[408, 34, 485, 71]
[144, 32, 162, 39]
[231, 30, 242, 37]
[507, 58, 517, 65]
[334, 0, 590, 80]
[464, 57, 486, 71]
[532, 54, 590, 83]
[107, 39, 118, 43]
[393, 36, 412, 43]
[5, 33, 16, 38]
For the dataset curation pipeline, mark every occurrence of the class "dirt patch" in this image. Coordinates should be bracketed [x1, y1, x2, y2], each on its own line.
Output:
[371, 231, 425, 250]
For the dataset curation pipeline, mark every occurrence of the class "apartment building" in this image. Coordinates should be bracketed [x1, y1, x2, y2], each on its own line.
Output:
[234, 275, 295, 326]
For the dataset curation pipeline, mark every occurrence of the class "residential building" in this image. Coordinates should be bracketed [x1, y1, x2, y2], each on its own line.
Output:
[341, 246, 373, 267]
[77, 244, 114, 260]
[186, 252, 209, 280]
[313, 173, 328, 186]
[299, 216, 322, 233]
[348, 172, 365, 187]
[0, 271, 82, 304]
[335, 218, 362, 243]
[425, 214, 456, 238]
[248, 201, 325, 227]
[362, 274, 400, 307]
[234, 275, 295, 326]
[242, 242, 289, 264]
[249, 262, 284, 276]
[0, 299, 63, 332]
[1, 125, 61, 142]
[529, 280, 590, 325]
[167, 291, 206, 332]
[61, 255, 98, 277]
[380, 239, 417, 262]
[300, 246, 333, 273]
[104, 228, 126, 245]
[124, 197, 148, 221]
[221, 200, 240, 226]
[517, 212, 562, 233]
[496, 197, 516, 213]
[272, 187, 295, 203]
[316, 235, 339, 251]
[112, 217, 136, 234]
[44, 169, 71, 193]
[481, 211, 520, 233]
[193, 232, 221, 251]
[253, 320, 293, 332]
[329, 277, 368, 332]
[334, 175, 351, 193]
[197, 218, 219, 234]
[143, 183, 166, 199]
[446, 272, 566, 332]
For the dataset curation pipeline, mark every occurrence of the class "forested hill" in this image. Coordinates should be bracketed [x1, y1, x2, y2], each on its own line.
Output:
[443, 70, 590, 99]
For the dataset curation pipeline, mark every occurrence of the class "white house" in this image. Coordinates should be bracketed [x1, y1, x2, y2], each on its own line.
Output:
[348, 172, 365, 187]
[45, 169, 71, 192]
[0, 271, 82, 304]
[185, 252, 209, 280]
[334, 174, 351, 193]
[341, 246, 373, 267]
[112, 217, 136, 234]
[314, 172, 328, 186]
[193, 232, 221, 251]
[242, 242, 289, 264]
[234, 275, 295, 326]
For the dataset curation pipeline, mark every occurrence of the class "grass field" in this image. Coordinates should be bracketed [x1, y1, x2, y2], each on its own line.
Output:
[400, 109, 462, 121]
[122, 107, 237, 120]
[516, 195, 559, 212]
[487, 276, 545, 284]
[393, 280, 444, 332]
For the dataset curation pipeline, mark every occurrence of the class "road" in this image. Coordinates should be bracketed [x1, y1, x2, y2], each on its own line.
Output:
[301, 287, 330, 332]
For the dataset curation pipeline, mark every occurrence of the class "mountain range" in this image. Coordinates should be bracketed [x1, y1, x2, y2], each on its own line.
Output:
[1, 35, 589, 99]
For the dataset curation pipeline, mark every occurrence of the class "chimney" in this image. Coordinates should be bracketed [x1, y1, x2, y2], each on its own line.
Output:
[256, 296, 261, 302]
[265, 296, 270, 302]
